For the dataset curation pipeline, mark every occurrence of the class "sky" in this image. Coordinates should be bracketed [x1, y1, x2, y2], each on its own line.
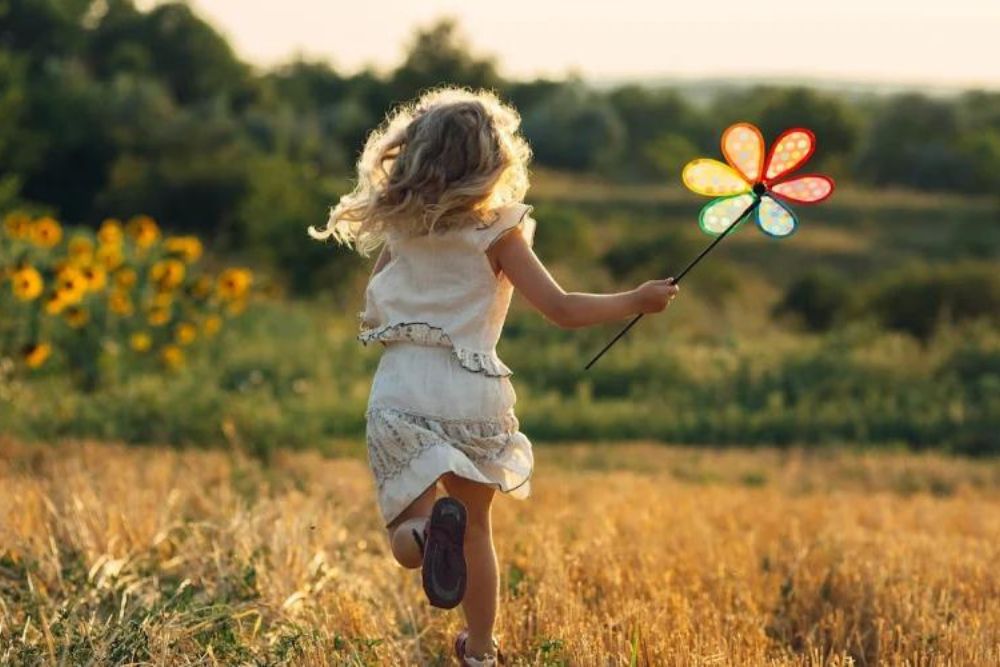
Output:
[176, 0, 1000, 88]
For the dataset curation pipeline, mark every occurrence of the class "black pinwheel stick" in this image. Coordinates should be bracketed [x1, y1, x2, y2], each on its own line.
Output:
[584, 195, 762, 370]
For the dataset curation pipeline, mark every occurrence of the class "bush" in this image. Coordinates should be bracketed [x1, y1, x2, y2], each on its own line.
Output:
[864, 262, 1000, 340]
[775, 270, 852, 332]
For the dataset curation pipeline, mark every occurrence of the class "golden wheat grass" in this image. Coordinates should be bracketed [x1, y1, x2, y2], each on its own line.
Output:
[1, 438, 998, 665]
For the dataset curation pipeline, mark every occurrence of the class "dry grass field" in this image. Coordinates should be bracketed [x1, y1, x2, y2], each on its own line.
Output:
[2, 438, 999, 666]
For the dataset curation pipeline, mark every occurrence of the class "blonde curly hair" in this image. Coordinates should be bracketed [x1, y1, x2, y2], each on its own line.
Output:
[309, 87, 532, 255]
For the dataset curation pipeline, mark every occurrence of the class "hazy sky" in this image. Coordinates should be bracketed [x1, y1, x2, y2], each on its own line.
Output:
[178, 0, 1000, 87]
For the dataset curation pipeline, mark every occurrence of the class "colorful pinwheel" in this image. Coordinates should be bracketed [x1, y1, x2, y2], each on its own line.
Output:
[585, 121, 835, 369]
[682, 122, 835, 238]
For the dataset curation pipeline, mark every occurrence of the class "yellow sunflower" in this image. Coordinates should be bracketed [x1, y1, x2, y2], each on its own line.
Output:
[98, 218, 124, 246]
[150, 259, 186, 290]
[31, 217, 63, 248]
[164, 236, 203, 263]
[129, 332, 152, 352]
[4, 212, 32, 239]
[114, 267, 137, 288]
[44, 291, 67, 315]
[68, 236, 95, 264]
[11, 266, 44, 301]
[55, 266, 88, 304]
[202, 314, 222, 337]
[217, 268, 253, 300]
[22, 343, 52, 369]
[174, 322, 198, 346]
[126, 215, 160, 249]
[190, 275, 213, 300]
[160, 344, 184, 370]
[226, 299, 247, 316]
[96, 244, 124, 271]
[148, 305, 171, 327]
[108, 289, 134, 316]
[79, 264, 107, 292]
[64, 305, 89, 329]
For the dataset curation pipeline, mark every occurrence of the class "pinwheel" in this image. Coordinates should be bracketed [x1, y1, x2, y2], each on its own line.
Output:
[586, 122, 835, 369]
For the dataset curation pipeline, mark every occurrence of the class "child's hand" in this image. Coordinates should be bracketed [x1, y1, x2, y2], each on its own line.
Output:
[631, 279, 680, 314]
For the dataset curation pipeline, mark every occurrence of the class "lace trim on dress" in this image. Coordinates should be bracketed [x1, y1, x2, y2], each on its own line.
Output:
[365, 406, 524, 489]
[358, 321, 513, 377]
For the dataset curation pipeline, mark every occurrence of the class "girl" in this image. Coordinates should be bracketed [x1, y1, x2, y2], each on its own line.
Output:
[310, 88, 678, 666]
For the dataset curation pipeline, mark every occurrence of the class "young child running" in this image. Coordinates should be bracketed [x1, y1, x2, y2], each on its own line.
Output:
[310, 88, 678, 666]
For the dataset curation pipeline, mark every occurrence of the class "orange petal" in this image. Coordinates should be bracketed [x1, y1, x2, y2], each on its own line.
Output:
[682, 159, 751, 198]
[763, 128, 815, 182]
[722, 123, 765, 184]
[770, 175, 835, 204]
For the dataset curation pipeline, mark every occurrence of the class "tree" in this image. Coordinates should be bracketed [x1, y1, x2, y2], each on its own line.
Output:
[390, 19, 502, 99]
[522, 82, 625, 172]
[857, 94, 970, 191]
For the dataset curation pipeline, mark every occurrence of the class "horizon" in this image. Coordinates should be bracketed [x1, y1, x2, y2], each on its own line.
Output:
[173, 0, 1000, 90]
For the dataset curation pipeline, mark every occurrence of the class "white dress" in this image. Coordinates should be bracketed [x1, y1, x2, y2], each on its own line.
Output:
[360, 203, 536, 525]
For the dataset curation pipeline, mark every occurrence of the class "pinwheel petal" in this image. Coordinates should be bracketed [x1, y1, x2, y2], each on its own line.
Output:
[770, 175, 835, 204]
[722, 122, 765, 183]
[683, 159, 752, 198]
[763, 128, 815, 182]
[756, 195, 798, 238]
[698, 193, 757, 236]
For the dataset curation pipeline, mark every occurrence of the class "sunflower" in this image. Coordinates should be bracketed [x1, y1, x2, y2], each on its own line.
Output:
[114, 267, 137, 289]
[79, 264, 108, 293]
[4, 212, 32, 239]
[174, 322, 198, 346]
[98, 218, 124, 246]
[10, 266, 44, 301]
[31, 217, 63, 248]
[129, 332, 152, 352]
[44, 291, 67, 315]
[148, 305, 171, 327]
[160, 344, 184, 370]
[217, 268, 252, 300]
[22, 343, 51, 369]
[68, 236, 95, 264]
[96, 244, 124, 271]
[202, 314, 222, 337]
[108, 289, 134, 316]
[126, 215, 160, 249]
[226, 299, 247, 316]
[152, 291, 173, 308]
[189, 275, 213, 300]
[64, 305, 89, 329]
[55, 266, 88, 304]
[164, 236, 203, 263]
[150, 259, 186, 290]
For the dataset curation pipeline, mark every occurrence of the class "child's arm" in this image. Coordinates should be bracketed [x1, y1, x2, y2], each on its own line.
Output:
[490, 227, 679, 329]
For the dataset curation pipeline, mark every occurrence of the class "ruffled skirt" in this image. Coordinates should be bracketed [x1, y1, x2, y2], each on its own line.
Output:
[366, 343, 533, 525]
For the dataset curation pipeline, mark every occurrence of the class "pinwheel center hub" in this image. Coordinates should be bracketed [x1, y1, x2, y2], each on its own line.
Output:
[753, 183, 767, 196]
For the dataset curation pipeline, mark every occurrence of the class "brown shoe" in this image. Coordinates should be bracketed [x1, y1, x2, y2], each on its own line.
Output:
[422, 497, 467, 609]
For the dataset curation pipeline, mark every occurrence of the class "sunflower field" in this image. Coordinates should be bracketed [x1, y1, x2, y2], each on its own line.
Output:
[0, 212, 253, 390]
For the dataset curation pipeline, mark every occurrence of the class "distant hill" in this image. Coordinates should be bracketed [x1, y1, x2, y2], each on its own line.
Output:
[587, 74, 996, 104]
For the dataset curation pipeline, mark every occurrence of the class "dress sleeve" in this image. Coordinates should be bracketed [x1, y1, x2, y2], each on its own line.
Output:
[478, 203, 536, 251]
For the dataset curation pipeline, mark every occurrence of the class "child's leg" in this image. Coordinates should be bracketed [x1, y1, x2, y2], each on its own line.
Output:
[385, 483, 437, 568]
[441, 473, 498, 659]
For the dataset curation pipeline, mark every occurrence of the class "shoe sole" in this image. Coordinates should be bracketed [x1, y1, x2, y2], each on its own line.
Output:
[422, 497, 467, 609]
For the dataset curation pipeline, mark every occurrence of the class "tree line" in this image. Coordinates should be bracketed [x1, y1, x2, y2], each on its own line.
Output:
[3, 2, 999, 290]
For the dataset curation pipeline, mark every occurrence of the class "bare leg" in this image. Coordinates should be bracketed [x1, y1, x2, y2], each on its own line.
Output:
[442, 473, 498, 659]
[386, 482, 437, 569]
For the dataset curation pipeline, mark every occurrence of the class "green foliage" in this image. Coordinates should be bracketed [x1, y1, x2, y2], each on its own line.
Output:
[775, 270, 852, 332]
[864, 262, 1000, 340]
